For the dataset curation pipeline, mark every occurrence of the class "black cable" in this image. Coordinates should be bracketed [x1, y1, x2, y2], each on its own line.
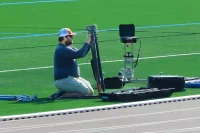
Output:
[134, 38, 142, 68]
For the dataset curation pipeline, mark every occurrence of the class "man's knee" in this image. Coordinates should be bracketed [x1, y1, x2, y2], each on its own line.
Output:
[77, 78, 94, 95]
[80, 86, 94, 96]
[86, 84, 94, 96]
[88, 87, 94, 96]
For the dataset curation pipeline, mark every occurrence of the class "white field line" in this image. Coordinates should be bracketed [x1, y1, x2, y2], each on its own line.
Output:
[0, 52, 199, 73]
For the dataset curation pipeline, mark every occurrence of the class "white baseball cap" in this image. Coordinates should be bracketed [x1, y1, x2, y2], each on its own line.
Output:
[58, 28, 76, 37]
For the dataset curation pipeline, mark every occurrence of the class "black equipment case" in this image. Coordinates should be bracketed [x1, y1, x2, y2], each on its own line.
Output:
[99, 87, 175, 102]
[147, 75, 185, 92]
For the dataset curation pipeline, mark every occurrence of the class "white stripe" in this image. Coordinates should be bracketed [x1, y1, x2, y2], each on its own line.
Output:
[0, 95, 200, 122]
[0, 52, 199, 73]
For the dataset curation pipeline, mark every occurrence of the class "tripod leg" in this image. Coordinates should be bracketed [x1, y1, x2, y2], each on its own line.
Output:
[90, 59, 97, 81]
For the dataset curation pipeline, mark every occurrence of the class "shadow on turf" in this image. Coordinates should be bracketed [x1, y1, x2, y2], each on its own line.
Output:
[8, 86, 148, 105]
[8, 97, 106, 105]
[6, 97, 79, 105]
[8, 90, 189, 105]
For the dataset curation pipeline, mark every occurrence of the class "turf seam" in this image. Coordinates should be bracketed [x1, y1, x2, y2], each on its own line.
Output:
[0, 0, 75, 6]
[0, 22, 200, 40]
[1, 95, 200, 122]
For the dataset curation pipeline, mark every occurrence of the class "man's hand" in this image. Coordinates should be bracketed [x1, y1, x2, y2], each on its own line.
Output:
[86, 33, 92, 45]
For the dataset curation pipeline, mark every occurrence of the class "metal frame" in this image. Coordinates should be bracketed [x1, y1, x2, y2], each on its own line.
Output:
[87, 24, 105, 94]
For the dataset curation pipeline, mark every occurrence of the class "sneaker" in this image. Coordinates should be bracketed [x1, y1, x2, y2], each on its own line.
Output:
[49, 90, 66, 100]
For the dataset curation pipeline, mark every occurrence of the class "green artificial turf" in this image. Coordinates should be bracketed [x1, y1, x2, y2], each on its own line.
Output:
[0, 0, 200, 116]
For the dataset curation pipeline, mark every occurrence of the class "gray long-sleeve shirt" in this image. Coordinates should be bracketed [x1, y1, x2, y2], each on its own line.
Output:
[54, 43, 90, 80]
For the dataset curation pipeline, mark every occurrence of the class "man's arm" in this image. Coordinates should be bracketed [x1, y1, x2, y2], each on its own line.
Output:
[60, 43, 90, 59]
[85, 45, 91, 55]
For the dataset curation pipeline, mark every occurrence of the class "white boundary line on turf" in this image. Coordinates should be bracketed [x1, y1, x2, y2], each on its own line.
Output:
[0, 52, 200, 73]
[0, 94, 200, 122]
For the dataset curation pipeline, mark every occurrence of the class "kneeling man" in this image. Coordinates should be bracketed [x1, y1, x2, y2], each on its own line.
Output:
[50, 28, 94, 99]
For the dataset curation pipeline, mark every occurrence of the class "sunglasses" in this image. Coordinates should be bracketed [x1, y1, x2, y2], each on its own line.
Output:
[66, 35, 73, 39]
